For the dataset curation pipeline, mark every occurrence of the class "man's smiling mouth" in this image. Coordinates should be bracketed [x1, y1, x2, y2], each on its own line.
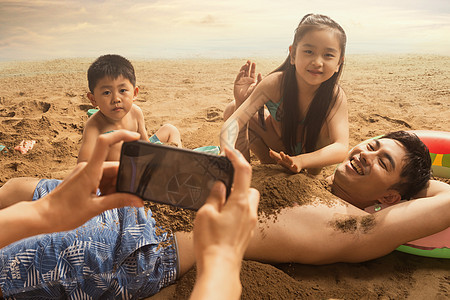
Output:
[350, 159, 364, 175]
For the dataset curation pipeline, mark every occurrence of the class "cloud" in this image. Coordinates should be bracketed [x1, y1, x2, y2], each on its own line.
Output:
[0, 0, 449, 61]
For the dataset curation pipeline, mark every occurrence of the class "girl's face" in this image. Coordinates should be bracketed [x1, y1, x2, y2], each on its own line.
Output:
[290, 29, 342, 88]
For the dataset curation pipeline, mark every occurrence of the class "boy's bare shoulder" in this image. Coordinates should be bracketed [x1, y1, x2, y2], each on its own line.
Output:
[131, 103, 143, 111]
[129, 104, 145, 118]
[83, 113, 106, 134]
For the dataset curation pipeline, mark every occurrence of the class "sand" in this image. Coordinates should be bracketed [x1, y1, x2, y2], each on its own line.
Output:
[0, 55, 449, 299]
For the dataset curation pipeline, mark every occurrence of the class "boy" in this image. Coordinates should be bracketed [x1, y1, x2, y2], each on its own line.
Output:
[77, 54, 182, 163]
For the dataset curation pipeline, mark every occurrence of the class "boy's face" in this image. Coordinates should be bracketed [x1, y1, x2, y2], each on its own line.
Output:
[87, 75, 138, 121]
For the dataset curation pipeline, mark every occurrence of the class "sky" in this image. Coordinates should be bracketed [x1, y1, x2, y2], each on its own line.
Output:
[0, 0, 449, 61]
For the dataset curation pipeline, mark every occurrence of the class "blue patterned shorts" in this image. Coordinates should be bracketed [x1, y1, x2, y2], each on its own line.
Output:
[0, 179, 178, 299]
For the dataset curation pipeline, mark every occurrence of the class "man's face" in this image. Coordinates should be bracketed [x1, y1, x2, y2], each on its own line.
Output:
[332, 138, 406, 208]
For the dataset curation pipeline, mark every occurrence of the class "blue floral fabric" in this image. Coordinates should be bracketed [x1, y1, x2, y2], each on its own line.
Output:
[0, 179, 178, 299]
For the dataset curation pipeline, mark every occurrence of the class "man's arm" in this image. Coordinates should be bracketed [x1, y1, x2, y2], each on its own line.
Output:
[190, 148, 260, 300]
[245, 180, 450, 265]
[0, 130, 144, 249]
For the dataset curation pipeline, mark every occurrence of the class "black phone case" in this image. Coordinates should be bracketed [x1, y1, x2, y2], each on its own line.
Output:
[116, 141, 234, 210]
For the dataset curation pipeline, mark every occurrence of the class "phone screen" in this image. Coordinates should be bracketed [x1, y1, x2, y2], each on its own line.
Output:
[116, 141, 234, 210]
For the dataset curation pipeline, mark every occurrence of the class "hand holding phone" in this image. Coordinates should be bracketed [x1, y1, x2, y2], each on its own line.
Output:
[116, 141, 234, 210]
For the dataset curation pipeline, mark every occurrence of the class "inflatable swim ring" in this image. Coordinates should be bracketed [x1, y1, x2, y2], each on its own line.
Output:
[364, 130, 450, 259]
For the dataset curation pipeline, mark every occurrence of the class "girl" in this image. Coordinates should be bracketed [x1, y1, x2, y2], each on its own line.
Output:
[221, 13, 349, 174]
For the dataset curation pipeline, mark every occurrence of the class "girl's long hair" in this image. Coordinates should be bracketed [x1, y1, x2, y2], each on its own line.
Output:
[272, 14, 346, 155]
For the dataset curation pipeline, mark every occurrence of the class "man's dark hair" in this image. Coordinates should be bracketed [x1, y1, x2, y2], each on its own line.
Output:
[87, 54, 136, 93]
[384, 131, 432, 199]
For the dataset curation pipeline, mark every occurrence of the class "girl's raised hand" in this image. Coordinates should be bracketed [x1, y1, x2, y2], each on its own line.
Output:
[269, 149, 303, 173]
[233, 60, 262, 105]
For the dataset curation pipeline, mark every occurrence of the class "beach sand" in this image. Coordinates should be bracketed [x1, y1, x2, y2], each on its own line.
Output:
[0, 55, 449, 299]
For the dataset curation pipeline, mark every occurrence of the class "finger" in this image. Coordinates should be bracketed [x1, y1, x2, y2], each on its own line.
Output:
[277, 152, 292, 167]
[239, 62, 247, 73]
[250, 62, 256, 79]
[269, 149, 281, 161]
[85, 130, 140, 177]
[280, 152, 291, 162]
[257, 73, 262, 84]
[244, 60, 251, 77]
[224, 147, 252, 194]
[95, 193, 144, 212]
[248, 188, 260, 216]
[203, 181, 226, 211]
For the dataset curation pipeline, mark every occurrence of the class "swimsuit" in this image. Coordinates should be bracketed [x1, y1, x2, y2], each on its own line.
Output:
[0, 179, 178, 299]
[149, 134, 162, 144]
[265, 99, 283, 122]
[263, 98, 304, 155]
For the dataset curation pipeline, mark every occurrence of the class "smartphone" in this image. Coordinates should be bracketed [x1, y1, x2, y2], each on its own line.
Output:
[116, 141, 234, 210]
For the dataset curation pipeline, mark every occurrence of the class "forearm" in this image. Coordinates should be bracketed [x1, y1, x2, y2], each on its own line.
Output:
[220, 84, 270, 151]
[297, 142, 348, 170]
[0, 200, 52, 248]
[220, 118, 241, 150]
[191, 253, 242, 300]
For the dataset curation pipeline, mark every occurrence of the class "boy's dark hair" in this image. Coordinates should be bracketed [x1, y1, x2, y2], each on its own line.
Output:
[87, 54, 136, 93]
[384, 131, 432, 199]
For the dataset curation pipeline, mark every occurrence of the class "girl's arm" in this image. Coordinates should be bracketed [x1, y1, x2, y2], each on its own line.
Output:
[220, 73, 281, 152]
[270, 88, 349, 173]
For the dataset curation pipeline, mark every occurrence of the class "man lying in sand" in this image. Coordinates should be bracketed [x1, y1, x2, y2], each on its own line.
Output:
[0, 130, 449, 298]
[78, 54, 182, 163]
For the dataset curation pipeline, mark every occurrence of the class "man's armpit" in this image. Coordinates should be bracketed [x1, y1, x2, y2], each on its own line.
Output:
[329, 214, 376, 234]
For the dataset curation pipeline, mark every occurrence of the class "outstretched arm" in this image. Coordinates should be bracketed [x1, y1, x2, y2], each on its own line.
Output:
[269, 88, 349, 174]
[245, 180, 450, 264]
[190, 148, 260, 300]
[0, 130, 144, 249]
